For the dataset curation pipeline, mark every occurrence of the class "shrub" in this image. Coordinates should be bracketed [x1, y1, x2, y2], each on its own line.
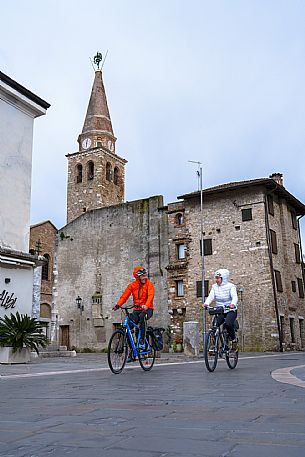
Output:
[0, 312, 48, 354]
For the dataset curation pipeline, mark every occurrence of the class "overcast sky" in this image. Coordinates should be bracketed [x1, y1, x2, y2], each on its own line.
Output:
[1, 1, 305, 243]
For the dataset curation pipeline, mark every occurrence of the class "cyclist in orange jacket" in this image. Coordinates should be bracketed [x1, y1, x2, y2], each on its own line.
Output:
[113, 266, 154, 351]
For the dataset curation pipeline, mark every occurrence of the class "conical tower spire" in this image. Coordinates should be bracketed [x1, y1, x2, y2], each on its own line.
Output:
[66, 56, 127, 224]
[78, 69, 116, 152]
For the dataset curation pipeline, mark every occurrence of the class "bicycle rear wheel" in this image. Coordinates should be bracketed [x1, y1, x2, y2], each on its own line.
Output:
[138, 334, 156, 371]
[204, 330, 218, 372]
[107, 329, 128, 374]
[225, 341, 238, 369]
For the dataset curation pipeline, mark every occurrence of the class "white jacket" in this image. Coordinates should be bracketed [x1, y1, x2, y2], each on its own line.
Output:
[204, 269, 238, 313]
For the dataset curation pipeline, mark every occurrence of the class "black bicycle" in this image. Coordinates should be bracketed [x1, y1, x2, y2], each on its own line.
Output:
[108, 305, 157, 374]
[204, 306, 239, 372]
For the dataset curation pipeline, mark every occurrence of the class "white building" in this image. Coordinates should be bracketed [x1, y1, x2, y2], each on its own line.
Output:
[0, 71, 50, 318]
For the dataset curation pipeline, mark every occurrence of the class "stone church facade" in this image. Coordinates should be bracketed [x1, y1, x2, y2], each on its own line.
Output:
[50, 63, 305, 352]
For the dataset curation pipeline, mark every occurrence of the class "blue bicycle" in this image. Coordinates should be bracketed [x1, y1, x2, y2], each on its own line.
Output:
[107, 305, 156, 374]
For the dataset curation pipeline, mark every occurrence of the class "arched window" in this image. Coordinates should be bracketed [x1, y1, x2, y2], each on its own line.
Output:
[113, 167, 119, 185]
[76, 164, 83, 183]
[106, 162, 112, 182]
[42, 254, 50, 281]
[176, 213, 184, 225]
[87, 161, 94, 180]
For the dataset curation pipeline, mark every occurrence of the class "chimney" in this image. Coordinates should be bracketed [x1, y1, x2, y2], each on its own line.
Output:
[269, 173, 283, 186]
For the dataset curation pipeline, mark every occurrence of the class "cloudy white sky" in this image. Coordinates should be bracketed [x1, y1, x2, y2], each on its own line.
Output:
[1, 1, 305, 242]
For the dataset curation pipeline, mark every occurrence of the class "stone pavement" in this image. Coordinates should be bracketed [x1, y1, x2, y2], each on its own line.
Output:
[0, 351, 305, 456]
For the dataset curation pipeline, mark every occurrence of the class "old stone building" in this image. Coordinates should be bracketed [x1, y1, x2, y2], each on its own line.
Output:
[30, 221, 57, 338]
[56, 197, 169, 349]
[166, 173, 305, 351]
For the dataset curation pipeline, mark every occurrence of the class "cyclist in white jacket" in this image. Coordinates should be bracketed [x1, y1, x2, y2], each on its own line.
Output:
[203, 269, 238, 343]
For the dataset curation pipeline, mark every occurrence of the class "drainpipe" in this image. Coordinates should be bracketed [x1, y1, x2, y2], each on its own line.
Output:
[297, 215, 305, 288]
[264, 191, 283, 352]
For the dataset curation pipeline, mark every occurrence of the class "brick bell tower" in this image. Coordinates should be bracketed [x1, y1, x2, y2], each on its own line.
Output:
[66, 55, 127, 223]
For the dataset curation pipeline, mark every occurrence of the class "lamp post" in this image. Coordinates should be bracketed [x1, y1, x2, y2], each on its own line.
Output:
[76, 296, 83, 348]
[188, 161, 206, 348]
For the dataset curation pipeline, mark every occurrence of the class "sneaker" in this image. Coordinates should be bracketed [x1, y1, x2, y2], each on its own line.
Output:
[138, 341, 146, 350]
[127, 352, 135, 363]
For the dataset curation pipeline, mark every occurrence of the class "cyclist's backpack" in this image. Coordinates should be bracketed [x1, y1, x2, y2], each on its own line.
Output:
[148, 327, 164, 351]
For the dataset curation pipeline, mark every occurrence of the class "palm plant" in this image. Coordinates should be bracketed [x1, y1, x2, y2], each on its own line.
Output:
[0, 312, 48, 354]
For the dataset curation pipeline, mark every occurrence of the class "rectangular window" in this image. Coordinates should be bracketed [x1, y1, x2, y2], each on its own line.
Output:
[270, 229, 278, 254]
[175, 280, 184, 297]
[280, 315, 285, 343]
[267, 194, 274, 216]
[291, 280, 296, 292]
[291, 211, 297, 230]
[196, 280, 209, 298]
[297, 278, 304, 298]
[289, 318, 295, 343]
[274, 270, 283, 292]
[294, 243, 301, 264]
[200, 239, 213, 256]
[242, 208, 252, 221]
[177, 243, 186, 260]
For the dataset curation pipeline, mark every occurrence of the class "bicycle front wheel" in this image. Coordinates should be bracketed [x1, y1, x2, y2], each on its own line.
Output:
[204, 330, 219, 372]
[138, 334, 156, 371]
[225, 342, 239, 369]
[107, 329, 128, 374]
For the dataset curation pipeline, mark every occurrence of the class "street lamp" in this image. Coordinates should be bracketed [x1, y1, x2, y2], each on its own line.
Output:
[188, 161, 206, 347]
[76, 295, 83, 312]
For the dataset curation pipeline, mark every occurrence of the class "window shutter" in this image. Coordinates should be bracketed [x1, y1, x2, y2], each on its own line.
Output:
[270, 230, 278, 254]
[274, 270, 283, 292]
[297, 278, 304, 298]
[294, 243, 301, 264]
[267, 194, 274, 216]
[242, 208, 252, 221]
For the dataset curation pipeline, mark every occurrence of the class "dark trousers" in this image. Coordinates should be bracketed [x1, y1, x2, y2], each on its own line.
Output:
[130, 308, 153, 342]
[216, 310, 237, 340]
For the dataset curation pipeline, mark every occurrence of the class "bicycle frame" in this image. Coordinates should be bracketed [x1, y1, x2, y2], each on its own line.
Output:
[122, 311, 153, 358]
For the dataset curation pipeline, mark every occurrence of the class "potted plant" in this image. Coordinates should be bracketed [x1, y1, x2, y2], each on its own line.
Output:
[175, 337, 183, 352]
[174, 336, 183, 353]
[0, 312, 48, 364]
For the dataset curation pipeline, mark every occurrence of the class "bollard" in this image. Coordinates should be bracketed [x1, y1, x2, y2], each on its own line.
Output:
[183, 321, 200, 356]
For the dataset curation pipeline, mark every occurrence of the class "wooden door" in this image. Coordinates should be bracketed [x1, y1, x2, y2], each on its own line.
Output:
[60, 325, 70, 349]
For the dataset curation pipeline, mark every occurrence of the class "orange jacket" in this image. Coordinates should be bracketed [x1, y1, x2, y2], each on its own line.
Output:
[117, 266, 154, 310]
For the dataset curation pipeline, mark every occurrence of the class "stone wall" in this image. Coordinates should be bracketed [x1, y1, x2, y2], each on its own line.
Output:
[167, 185, 305, 351]
[66, 148, 126, 224]
[56, 196, 169, 350]
[30, 221, 57, 306]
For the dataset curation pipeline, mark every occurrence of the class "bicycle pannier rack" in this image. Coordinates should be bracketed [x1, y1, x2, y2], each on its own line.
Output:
[147, 327, 165, 351]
